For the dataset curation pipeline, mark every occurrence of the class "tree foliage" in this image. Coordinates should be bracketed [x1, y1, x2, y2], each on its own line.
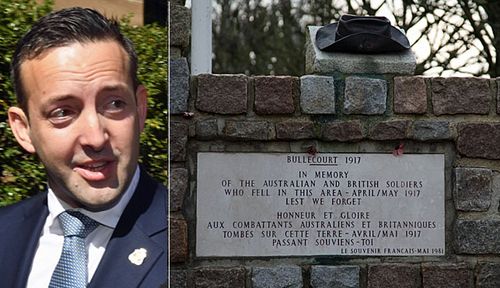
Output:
[213, 0, 305, 76]
[212, 0, 499, 77]
[0, 0, 167, 206]
[0, 0, 53, 206]
[121, 19, 168, 185]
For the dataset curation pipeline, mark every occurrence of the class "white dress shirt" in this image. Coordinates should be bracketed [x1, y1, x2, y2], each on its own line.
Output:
[26, 166, 140, 287]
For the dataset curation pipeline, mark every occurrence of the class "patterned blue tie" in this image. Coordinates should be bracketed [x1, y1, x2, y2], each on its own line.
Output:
[49, 211, 99, 288]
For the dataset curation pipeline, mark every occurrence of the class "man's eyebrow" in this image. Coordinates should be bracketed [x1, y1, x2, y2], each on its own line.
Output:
[100, 84, 130, 93]
[37, 94, 78, 113]
[42, 95, 77, 105]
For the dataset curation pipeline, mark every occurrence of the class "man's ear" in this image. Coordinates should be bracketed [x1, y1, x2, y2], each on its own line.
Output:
[135, 85, 148, 132]
[8, 107, 36, 154]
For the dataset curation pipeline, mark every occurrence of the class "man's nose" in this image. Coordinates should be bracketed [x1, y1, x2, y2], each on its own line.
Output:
[78, 110, 109, 151]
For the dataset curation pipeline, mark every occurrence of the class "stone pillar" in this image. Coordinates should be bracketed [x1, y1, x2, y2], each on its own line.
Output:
[303, 26, 416, 117]
[305, 26, 416, 76]
[169, 1, 191, 269]
[171, 18, 500, 288]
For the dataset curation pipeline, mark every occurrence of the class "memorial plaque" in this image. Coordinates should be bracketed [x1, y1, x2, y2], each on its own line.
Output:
[196, 153, 445, 257]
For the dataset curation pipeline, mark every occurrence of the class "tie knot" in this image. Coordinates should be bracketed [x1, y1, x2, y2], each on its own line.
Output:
[58, 211, 99, 238]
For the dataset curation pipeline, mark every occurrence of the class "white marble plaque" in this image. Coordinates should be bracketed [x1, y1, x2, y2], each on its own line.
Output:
[196, 153, 445, 257]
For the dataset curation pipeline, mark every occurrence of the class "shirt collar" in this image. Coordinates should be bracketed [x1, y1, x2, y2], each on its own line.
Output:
[47, 166, 140, 229]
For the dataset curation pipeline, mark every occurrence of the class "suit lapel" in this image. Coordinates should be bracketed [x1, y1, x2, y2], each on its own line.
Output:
[89, 171, 167, 287]
[0, 192, 48, 288]
[89, 223, 164, 287]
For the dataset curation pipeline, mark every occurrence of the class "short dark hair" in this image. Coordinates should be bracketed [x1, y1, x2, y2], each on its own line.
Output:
[11, 7, 139, 113]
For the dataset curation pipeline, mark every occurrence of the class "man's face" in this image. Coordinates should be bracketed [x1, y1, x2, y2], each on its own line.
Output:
[8, 40, 147, 211]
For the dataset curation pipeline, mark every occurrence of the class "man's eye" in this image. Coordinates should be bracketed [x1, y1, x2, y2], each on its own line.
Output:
[49, 108, 71, 119]
[48, 108, 75, 125]
[106, 100, 127, 112]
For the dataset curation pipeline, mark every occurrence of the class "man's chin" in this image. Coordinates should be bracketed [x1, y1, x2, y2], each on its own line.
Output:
[79, 195, 123, 211]
[71, 186, 125, 211]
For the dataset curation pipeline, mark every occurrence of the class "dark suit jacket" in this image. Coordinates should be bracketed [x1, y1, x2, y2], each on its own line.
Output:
[0, 169, 167, 288]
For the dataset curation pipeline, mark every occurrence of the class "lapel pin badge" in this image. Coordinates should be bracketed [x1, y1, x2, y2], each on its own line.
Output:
[128, 248, 148, 266]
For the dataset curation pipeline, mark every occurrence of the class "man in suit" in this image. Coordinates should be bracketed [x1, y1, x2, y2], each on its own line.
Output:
[1, 7, 167, 287]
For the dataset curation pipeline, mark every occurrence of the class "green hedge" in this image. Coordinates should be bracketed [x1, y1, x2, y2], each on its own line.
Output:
[0, 0, 167, 206]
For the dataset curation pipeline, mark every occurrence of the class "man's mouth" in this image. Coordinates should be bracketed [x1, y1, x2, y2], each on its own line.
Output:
[73, 160, 116, 181]
[84, 161, 107, 170]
